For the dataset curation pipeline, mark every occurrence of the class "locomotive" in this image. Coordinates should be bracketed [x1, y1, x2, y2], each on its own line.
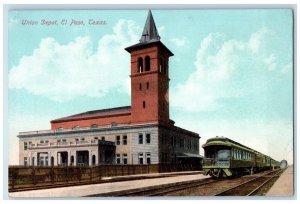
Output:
[280, 160, 288, 169]
[202, 136, 280, 178]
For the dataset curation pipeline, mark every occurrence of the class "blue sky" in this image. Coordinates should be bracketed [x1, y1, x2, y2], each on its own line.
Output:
[8, 9, 293, 164]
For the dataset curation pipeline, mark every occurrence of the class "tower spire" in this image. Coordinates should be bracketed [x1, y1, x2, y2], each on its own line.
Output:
[140, 10, 160, 43]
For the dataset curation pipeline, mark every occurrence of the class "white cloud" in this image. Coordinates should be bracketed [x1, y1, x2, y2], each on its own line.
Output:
[157, 26, 166, 38]
[169, 37, 187, 47]
[264, 54, 277, 71]
[9, 19, 141, 101]
[172, 27, 277, 112]
[248, 27, 269, 54]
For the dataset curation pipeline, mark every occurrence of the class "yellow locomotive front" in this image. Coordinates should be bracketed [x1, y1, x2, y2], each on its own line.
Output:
[202, 137, 233, 178]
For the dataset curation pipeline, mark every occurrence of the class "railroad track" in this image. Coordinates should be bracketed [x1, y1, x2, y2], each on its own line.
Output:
[214, 169, 283, 196]
[88, 178, 219, 197]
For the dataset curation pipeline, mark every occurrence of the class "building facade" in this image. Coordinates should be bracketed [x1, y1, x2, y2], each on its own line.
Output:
[18, 11, 201, 166]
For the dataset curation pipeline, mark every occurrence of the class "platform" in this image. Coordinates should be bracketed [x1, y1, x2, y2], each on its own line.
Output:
[266, 165, 294, 196]
[9, 171, 207, 198]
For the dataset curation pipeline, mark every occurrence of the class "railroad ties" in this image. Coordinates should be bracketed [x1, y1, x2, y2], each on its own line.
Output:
[214, 169, 283, 196]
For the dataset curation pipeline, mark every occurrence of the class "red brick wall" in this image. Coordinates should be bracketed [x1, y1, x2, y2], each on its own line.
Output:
[130, 44, 171, 125]
[51, 114, 132, 129]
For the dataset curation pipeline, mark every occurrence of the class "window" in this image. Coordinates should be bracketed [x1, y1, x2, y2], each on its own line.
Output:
[123, 135, 127, 145]
[57, 139, 61, 142]
[164, 61, 167, 74]
[81, 138, 85, 141]
[217, 150, 230, 160]
[145, 56, 150, 71]
[146, 134, 151, 144]
[146, 153, 151, 164]
[180, 139, 184, 148]
[24, 142, 28, 150]
[24, 157, 28, 166]
[171, 136, 175, 147]
[40, 157, 45, 166]
[91, 124, 98, 129]
[116, 135, 120, 145]
[147, 82, 149, 89]
[94, 137, 98, 140]
[139, 134, 143, 144]
[75, 138, 79, 142]
[123, 154, 128, 164]
[143, 101, 146, 108]
[116, 154, 121, 164]
[138, 153, 144, 164]
[45, 156, 49, 166]
[72, 126, 80, 130]
[101, 136, 105, 141]
[57, 127, 64, 131]
[139, 83, 142, 91]
[62, 139, 67, 142]
[40, 140, 44, 143]
[138, 57, 143, 73]
[159, 58, 163, 73]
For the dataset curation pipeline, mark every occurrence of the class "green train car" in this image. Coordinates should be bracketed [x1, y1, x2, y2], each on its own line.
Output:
[202, 136, 280, 178]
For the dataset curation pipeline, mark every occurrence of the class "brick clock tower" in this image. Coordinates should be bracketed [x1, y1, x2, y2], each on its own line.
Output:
[125, 10, 174, 125]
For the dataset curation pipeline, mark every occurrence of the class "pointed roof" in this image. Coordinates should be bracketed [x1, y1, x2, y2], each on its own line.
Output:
[125, 10, 174, 56]
[140, 10, 160, 43]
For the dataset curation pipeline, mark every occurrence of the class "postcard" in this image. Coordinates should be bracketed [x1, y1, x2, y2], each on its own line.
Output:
[6, 7, 294, 198]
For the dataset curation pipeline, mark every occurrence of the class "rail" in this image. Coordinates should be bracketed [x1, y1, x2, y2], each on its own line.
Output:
[93, 177, 216, 197]
[214, 169, 283, 196]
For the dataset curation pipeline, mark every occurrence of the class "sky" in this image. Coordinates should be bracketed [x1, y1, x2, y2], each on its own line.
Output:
[7, 9, 293, 165]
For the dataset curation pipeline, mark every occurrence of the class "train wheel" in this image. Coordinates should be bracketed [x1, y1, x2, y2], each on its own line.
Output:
[211, 169, 222, 178]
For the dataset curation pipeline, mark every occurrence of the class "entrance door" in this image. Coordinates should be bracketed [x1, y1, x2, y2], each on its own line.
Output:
[76, 151, 89, 166]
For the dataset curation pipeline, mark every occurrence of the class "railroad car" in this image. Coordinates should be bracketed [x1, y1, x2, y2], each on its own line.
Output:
[202, 136, 280, 178]
[280, 160, 288, 169]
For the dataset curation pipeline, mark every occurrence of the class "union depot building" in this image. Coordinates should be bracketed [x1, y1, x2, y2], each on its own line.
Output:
[18, 11, 201, 167]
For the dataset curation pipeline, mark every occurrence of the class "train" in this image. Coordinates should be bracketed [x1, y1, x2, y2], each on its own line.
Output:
[280, 160, 288, 169]
[202, 136, 280, 178]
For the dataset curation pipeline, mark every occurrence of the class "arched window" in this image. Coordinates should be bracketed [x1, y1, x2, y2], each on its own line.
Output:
[71, 156, 74, 165]
[90, 124, 98, 129]
[138, 57, 143, 73]
[51, 156, 54, 166]
[165, 60, 168, 75]
[163, 61, 167, 74]
[72, 126, 80, 130]
[57, 127, 64, 131]
[159, 58, 163, 73]
[145, 56, 150, 71]
[92, 155, 96, 166]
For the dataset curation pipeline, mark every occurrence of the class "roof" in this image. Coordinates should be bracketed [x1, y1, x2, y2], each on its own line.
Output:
[176, 152, 204, 158]
[124, 10, 174, 56]
[202, 136, 273, 158]
[51, 106, 131, 123]
[140, 10, 160, 43]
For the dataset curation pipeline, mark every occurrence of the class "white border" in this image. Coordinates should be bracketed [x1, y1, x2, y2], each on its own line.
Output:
[1, 1, 298, 202]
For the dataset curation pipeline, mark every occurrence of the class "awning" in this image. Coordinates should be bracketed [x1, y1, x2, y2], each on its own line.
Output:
[176, 153, 204, 158]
